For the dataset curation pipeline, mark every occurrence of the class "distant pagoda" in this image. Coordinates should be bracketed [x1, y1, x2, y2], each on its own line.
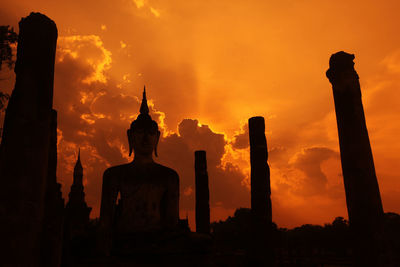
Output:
[64, 149, 92, 240]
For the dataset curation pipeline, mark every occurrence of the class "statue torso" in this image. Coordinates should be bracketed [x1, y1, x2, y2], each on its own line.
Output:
[104, 162, 179, 235]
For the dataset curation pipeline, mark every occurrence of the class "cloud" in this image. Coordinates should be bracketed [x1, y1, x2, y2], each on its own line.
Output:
[268, 146, 345, 226]
[132, 0, 161, 18]
[178, 119, 225, 166]
[268, 146, 340, 198]
[53, 36, 250, 223]
[58, 35, 112, 84]
[232, 122, 249, 149]
[150, 7, 161, 18]
[133, 0, 145, 9]
[291, 147, 339, 196]
[158, 119, 250, 211]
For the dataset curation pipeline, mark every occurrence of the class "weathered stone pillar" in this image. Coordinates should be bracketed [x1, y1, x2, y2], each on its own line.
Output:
[248, 116, 271, 221]
[0, 12, 58, 264]
[195, 150, 210, 234]
[248, 116, 273, 265]
[40, 109, 64, 267]
[326, 51, 384, 266]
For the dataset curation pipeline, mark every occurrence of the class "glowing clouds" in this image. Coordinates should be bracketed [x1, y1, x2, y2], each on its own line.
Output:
[158, 119, 250, 215]
[132, 0, 161, 18]
[120, 41, 127, 49]
[133, 0, 145, 9]
[232, 122, 249, 150]
[58, 35, 112, 84]
[290, 147, 339, 196]
[150, 7, 161, 18]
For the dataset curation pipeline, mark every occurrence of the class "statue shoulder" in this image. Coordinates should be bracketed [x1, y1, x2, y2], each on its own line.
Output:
[103, 163, 131, 180]
[154, 163, 179, 182]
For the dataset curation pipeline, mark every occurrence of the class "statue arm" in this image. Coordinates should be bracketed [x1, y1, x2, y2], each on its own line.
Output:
[98, 169, 118, 255]
[165, 172, 180, 227]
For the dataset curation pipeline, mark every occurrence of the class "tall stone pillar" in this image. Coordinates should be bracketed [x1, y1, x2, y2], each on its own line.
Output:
[40, 109, 64, 266]
[249, 116, 272, 221]
[195, 150, 210, 234]
[0, 13, 58, 264]
[326, 51, 384, 266]
[248, 116, 273, 265]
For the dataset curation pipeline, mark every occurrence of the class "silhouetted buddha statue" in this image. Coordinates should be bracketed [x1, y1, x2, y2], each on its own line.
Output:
[98, 87, 179, 255]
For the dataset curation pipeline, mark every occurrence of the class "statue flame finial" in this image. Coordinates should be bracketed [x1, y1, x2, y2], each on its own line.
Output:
[140, 85, 149, 114]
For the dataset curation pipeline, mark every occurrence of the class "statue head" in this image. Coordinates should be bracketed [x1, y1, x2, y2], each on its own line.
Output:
[127, 87, 160, 157]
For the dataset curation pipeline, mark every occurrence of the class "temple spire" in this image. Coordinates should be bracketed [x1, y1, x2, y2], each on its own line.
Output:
[73, 148, 83, 186]
[65, 146, 92, 254]
[140, 85, 149, 115]
[74, 148, 83, 174]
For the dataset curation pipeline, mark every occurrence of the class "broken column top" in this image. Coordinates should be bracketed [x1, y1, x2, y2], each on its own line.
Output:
[20, 12, 57, 26]
[326, 51, 359, 84]
[18, 12, 57, 39]
[15, 12, 58, 74]
[195, 150, 207, 170]
[248, 116, 265, 131]
[195, 150, 206, 158]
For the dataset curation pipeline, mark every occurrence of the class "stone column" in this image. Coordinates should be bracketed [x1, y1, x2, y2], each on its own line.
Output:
[0, 13, 58, 264]
[40, 109, 65, 267]
[326, 51, 384, 266]
[195, 150, 210, 234]
[248, 116, 273, 265]
[248, 116, 271, 222]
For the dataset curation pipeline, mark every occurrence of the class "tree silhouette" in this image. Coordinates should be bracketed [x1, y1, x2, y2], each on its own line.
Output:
[0, 91, 9, 112]
[0, 25, 17, 138]
[0, 25, 18, 70]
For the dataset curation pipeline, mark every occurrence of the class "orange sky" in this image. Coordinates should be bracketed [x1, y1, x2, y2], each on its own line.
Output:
[1, 0, 400, 229]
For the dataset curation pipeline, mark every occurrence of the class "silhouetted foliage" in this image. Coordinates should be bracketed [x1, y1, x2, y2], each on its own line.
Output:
[211, 209, 400, 266]
[0, 91, 9, 112]
[0, 25, 14, 112]
[0, 25, 18, 70]
[0, 25, 16, 138]
[382, 212, 400, 264]
[211, 208, 254, 251]
[0, 92, 10, 138]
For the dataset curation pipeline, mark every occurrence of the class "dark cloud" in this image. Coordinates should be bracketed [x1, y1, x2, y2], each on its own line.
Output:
[91, 93, 139, 120]
[158, 119, 249, 210]
[210, 162, 250, 208]
[232, 123, 249, 149]
[292, 147, 339, 196]
[178, 119, 225, 166]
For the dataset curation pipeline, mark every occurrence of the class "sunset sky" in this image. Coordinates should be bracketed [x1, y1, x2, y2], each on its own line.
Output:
[1, 0, 399, 229]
